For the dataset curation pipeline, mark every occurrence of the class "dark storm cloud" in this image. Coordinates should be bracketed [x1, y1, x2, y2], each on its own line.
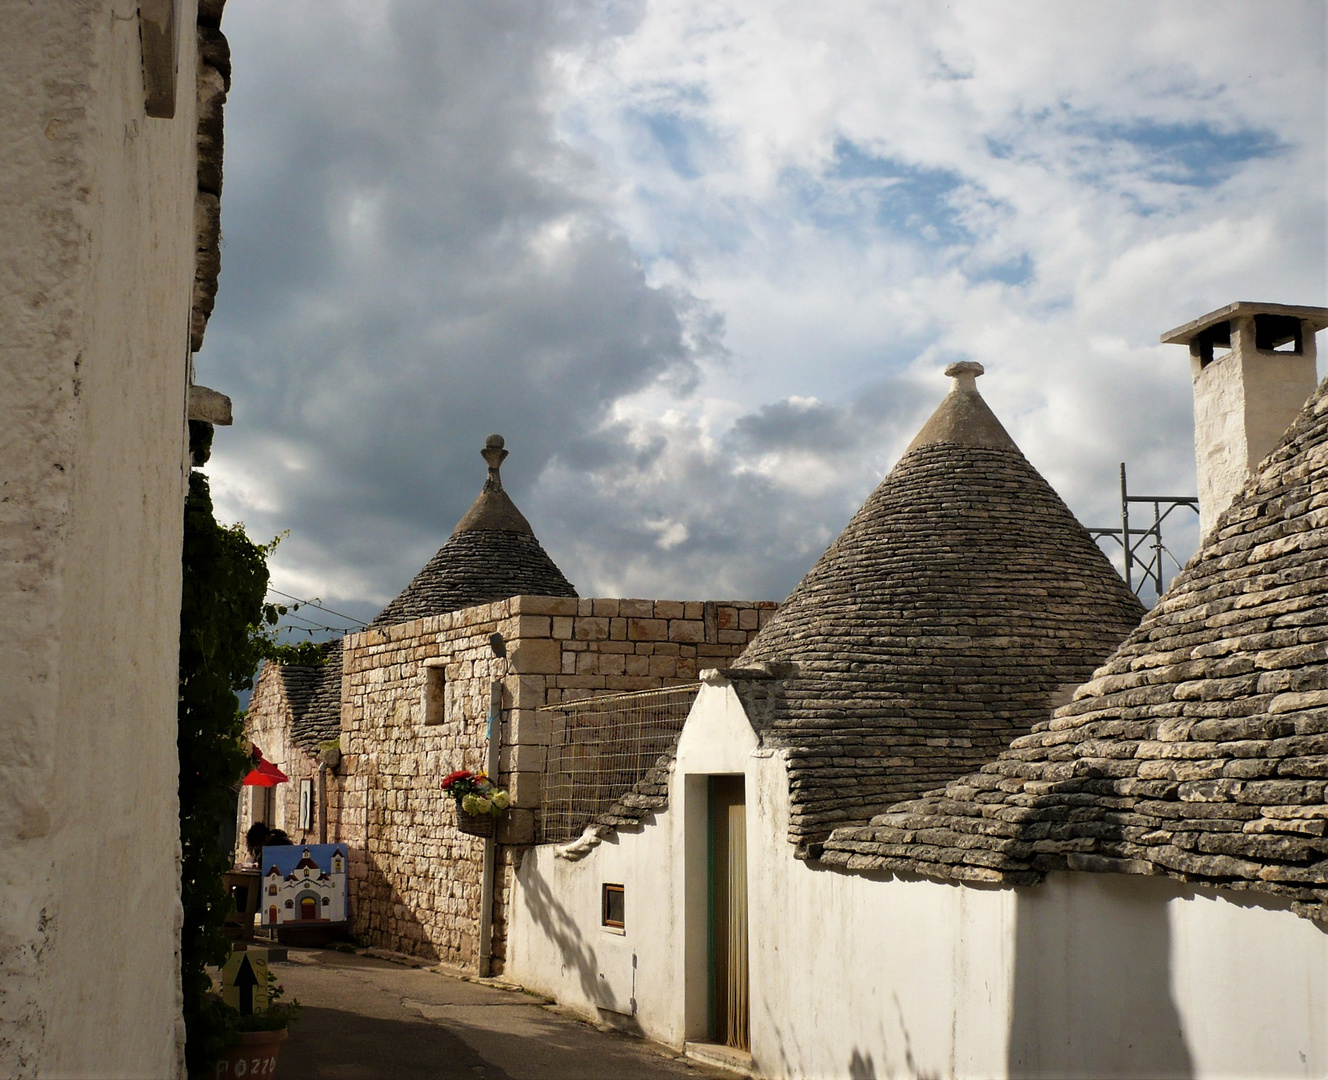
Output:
[202, 0, 721, 607]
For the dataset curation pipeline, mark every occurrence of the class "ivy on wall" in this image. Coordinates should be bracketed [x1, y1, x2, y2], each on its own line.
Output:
[178, 467, 268, 1073]
[178, 453, 325, 1074]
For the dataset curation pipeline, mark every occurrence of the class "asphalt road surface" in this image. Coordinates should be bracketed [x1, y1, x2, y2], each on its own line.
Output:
[273, 949, 733, 1080]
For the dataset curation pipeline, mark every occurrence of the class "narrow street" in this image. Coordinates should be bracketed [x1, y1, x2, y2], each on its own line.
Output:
[272, 949, 733, 1080]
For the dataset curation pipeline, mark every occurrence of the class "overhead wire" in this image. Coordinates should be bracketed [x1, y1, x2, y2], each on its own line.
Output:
[264, 587, 368, 628]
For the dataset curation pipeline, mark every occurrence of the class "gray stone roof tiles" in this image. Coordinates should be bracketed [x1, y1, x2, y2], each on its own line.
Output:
[278, 639, 343, 751]
[818, 377, 1328, 919]
[737, 368, 1146, 852]
[373, 436, 577, 627]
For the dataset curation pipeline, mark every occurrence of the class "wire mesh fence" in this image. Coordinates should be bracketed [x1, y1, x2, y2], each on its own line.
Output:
[540, 684, 701, 843]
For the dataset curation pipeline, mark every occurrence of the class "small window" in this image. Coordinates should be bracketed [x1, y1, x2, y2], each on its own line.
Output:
[602, 883, 625, 929]
[423, 666, 446, 726]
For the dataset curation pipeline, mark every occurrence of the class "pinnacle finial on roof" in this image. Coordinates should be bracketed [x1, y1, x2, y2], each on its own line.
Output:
[903, 360, 1014, 453]
[944, 361, 985, 393]
[481, 434, 508, 491]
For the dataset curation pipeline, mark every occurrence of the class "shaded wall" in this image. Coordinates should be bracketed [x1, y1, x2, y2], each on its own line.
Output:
[0, 3, 204, 1076]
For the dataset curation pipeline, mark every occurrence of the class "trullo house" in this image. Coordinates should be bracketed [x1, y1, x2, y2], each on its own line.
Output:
[505, 360, 1146, 1073]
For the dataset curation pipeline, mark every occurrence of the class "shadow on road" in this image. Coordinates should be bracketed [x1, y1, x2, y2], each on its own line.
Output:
[281, 1004, 516, 1080]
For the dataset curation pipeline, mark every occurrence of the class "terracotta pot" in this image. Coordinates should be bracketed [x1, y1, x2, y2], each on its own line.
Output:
[454, 804, 496, 838]
[212, 1029, 287, 1079]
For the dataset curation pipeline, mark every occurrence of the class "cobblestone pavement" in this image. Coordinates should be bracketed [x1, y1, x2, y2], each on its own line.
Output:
[271, 948, 734, 1080]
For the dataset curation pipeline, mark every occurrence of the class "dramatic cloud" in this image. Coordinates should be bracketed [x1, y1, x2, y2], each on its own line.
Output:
[202, 0, 1326, 631]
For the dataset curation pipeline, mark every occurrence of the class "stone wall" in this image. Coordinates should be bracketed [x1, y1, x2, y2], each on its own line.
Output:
[239, 667, 331, 854]
[334, 595, 775, 969]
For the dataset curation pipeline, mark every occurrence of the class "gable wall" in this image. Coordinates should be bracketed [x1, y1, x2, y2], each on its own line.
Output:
[237, 666, 327, 855]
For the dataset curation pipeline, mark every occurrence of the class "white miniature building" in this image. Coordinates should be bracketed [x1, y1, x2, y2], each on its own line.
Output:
[262, 847, 348, 926]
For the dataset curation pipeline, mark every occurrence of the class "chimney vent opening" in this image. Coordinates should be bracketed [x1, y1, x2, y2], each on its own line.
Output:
[1254, 313, 1303, 355]
[1192, 320, 1232, 369]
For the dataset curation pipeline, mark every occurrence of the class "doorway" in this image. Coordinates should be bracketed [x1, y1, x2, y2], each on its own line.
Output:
[709, 775, 749, 1051]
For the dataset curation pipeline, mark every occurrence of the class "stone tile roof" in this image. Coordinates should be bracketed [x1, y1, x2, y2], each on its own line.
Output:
[819, 378, 1328, 919]
[594, 748, 675, 829]
[736, 364, 1146, 853]
[373, 436, 577, 627]
[278, 640, 343, 751]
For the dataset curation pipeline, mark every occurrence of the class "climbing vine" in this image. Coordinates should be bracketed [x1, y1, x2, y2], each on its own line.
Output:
[178, 458, 325, 1074]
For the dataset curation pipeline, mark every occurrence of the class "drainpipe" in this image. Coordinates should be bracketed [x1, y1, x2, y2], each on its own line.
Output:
[317, 746, 341, 845]
[478, 632, 506, 978]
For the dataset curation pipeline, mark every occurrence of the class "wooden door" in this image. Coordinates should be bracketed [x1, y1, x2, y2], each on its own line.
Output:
[709, 776, 749, 1050]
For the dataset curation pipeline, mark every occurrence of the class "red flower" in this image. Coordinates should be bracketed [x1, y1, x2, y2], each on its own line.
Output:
[442, 769, 473, 791]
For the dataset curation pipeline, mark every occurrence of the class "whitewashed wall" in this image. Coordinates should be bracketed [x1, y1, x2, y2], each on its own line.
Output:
[0, 3, 201, 1076]
[508, 681, 1328, 1079]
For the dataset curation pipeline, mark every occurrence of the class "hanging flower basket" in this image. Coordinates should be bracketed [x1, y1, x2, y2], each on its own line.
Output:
[442, 769, 510, 839]
[455, 805, 497, 838]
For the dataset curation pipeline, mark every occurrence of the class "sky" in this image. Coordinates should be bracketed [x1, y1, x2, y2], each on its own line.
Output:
[200, 0, 1328, 637]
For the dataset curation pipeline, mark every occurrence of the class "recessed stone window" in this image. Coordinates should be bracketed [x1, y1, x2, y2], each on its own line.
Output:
[602, 883, 625, 929]
[423, 666, 446, 726]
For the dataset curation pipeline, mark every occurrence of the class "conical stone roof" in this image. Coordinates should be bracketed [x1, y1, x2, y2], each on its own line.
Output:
[273, 639, 344, 751]
[735, 362, 1146, 852]
[373, 436, 577, 627]
[819, 376, 1328, 920]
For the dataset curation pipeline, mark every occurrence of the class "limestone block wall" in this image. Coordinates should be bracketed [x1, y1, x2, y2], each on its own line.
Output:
[339, 603, 510, 964]
[336, 595, 775, 969]
[0, 3, 208, 1077]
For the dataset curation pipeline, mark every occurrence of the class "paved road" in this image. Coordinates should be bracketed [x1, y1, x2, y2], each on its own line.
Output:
[272, 949, 731, 1080]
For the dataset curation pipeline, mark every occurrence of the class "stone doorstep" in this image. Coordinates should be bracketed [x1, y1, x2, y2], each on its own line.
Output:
[685, 1041, 757, 1077]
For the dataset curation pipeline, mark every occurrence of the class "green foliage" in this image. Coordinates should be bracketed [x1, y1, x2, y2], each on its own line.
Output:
[206, 968, 303, 1041]
[234, 970, 303, 1033]
[179, 470, 272, 1076]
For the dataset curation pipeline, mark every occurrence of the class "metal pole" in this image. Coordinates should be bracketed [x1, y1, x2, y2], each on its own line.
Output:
[478, 676, 503, 978]
[1120, 463, 1132, 592]
[1151, 500, 1164, 597]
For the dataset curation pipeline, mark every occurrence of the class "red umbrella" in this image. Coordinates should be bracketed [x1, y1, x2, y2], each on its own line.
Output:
[241, 745, 289, 787]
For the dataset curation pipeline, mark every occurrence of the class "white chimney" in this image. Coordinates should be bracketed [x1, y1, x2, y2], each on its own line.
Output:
[1162, 302, 1328, 538]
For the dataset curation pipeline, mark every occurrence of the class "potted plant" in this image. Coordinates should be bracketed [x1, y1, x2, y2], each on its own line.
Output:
[208, 969, 301, 1079]
[442, 769, 511, 837]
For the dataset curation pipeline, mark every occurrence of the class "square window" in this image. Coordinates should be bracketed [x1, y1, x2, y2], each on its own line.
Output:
[602, 883, 625, 929]
[423, 666, 446, 726]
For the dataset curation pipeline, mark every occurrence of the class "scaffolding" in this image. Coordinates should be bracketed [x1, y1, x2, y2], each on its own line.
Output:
[539, 684, 700, 843]
[1089, 463, 1199, 602]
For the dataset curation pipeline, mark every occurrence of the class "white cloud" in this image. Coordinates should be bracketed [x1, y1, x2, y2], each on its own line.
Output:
[203, 0, 1325, 621]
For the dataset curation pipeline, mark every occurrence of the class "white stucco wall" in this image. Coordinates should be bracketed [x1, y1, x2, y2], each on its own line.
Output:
[1190, 318, 1318, 537]
[0, 3, 201, 1076]
[508, 681, 1328, 1079]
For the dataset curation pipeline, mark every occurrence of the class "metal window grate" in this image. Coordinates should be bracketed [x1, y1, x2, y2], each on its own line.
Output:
[539, 684, 700, 843]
